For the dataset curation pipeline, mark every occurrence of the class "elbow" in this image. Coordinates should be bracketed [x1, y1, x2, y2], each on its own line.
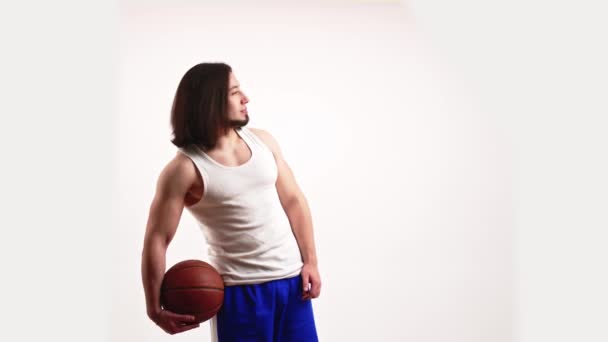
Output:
[142, 231, 170, 256]
[283, 195, 306, 212]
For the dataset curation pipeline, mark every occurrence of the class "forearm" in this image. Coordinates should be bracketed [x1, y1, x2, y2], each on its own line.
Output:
[284, 197, 318, 265]
[141, 236, 167, 319]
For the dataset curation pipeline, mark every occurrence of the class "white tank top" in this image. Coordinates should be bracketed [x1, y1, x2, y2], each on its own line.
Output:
[177, 127, 303, 286]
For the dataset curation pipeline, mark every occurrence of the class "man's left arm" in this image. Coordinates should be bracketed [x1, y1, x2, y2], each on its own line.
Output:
[251, 128, 321, 300]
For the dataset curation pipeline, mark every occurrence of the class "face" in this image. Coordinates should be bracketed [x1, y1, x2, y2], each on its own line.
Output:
[226, 71, 250, 128]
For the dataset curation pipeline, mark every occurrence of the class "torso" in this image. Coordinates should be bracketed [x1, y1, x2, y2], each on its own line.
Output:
[183, 132, 256, 207]
[203, 137, 252, 168]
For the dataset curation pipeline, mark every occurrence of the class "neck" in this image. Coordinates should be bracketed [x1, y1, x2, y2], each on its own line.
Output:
[214, 127, 240, 150]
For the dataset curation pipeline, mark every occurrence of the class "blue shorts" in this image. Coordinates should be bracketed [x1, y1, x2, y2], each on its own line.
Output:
[210, 274, 319, 342]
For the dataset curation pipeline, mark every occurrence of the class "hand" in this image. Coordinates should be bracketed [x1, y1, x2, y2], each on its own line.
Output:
[149, 309, 200, 335]
[301, 263, 321, 300]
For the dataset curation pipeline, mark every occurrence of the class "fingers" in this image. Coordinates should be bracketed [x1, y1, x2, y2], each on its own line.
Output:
[302, 290, 310, 298]
[157, 310, 200, 335]
[163, 322, 200, 335]
[301, 281, 311, 300]
[301, 277, 322, 300]
[166, 319, 200, 335]
[311, 281, 322, 298]
[178, 314, 197, 323]
[175, 322, 200, 334]
[166, 311, 197, 323]
[301, 273, 310, 296]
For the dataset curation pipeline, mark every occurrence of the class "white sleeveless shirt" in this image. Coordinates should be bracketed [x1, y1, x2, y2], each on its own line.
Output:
[177, 127, 303, 286]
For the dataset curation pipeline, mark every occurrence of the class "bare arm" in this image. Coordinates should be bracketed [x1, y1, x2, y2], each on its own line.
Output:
[282, 195, 317, 265]
[141, 154, 200, 334]
[250, 128, 321, 299]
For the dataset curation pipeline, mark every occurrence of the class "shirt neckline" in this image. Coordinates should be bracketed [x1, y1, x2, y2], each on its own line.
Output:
[193, 128, 254, 169]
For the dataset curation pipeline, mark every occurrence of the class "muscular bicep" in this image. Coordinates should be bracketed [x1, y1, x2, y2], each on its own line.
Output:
[144, 156, 196, 246]
[145, 189, 184, 247]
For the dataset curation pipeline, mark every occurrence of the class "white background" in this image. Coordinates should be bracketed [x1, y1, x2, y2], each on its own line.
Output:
[116, 1, 512, 341]
[1, 0, 606, 341]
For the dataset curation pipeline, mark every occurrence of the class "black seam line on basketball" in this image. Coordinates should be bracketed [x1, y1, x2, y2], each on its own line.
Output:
[162, 287, 224, 292]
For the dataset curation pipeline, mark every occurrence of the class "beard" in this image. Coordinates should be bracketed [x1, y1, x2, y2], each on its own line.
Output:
[228, 114, 249, 128]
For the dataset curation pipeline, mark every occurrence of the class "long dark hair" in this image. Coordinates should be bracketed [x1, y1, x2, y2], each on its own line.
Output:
[170, 62, 232, 149]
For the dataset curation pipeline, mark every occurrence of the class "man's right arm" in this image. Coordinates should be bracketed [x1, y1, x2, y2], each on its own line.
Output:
[141, 154, 199, 334]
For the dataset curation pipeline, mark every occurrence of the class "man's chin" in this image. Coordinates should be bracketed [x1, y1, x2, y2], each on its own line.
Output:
[230, 117, 249, 128]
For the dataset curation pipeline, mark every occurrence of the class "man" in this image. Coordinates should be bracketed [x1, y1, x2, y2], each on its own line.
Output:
[141, 62, 321, 341]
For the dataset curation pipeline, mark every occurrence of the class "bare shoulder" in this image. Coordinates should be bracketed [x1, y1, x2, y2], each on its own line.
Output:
[155, 152, 199, 196]
[248, 127, 274, 142]
[248, 127, 283, 158]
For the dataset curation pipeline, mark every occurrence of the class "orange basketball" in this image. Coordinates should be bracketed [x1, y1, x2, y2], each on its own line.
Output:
[160, 259, 224, 323]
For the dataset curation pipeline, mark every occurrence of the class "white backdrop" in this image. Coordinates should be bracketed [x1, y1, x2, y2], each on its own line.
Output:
[2, 0, 607, 342]
[114, 1, 512, 341]
[409, 1, 608, 341]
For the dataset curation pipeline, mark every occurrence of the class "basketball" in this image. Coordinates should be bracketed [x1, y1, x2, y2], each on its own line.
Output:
[160, 259, 224, 323]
